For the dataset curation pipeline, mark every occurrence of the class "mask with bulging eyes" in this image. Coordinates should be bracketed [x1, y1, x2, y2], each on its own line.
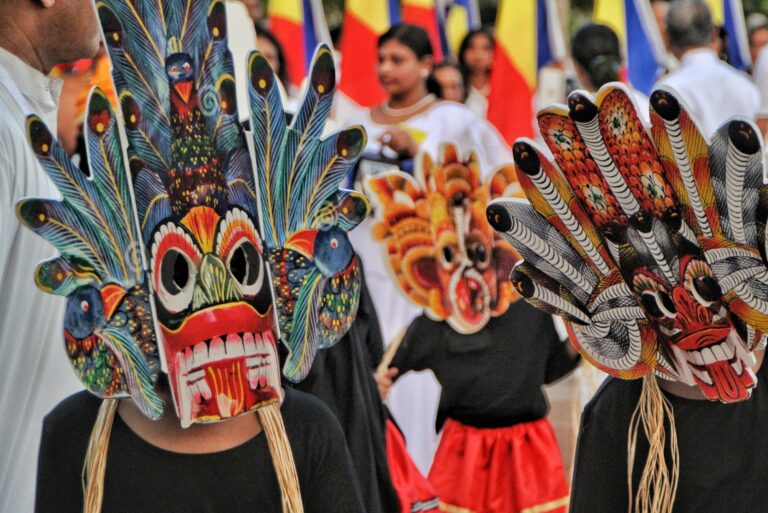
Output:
[366, 143, 522, 334]
[487, 84, 767, 403]
[97, 0, 281, 426]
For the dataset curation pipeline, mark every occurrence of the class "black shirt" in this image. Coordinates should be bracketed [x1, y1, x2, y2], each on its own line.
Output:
[391, 301, 580, 430]
[36, 388, 364, 513]
[570, 359, 768, 512]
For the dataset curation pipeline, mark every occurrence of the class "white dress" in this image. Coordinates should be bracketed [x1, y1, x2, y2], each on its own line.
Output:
[0, 47, 81, 513]
[344, 101, 512, 472]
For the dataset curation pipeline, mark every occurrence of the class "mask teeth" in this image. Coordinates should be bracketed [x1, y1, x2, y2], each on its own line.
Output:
[730, 329, 756, 367]
[173, 329, 280, 426]
[670, 344, 695, 385]
[175, 352, 193, 428]
[245, 330, 280, 391]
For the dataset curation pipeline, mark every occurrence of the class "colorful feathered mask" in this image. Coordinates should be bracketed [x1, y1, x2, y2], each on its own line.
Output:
[366, 144, 520, 334]
[487, 84, 767, 403]
[17, 0, 365, 426]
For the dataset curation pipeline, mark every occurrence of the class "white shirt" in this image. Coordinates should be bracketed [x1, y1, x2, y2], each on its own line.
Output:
[0, 47, 81, 513]
[752, 45, 768, 118]
[345, 101, 512, 176]
[655, 48, 760, 138]
[465, 85, 489, 119]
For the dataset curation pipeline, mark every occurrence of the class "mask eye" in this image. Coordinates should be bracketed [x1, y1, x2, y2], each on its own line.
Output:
[227, 240, 264, 296]
[692, 276, 722, 306]
[216, 209, 265, 297]
[440, 245, 456, 269]
[684, 259, 721, 307]
[640, 290, 677, 319]
[183, 62, 191, 72]
[151, 223, 201, 313]
[171, 65, 178, 74]
[634, 273, 676, 319]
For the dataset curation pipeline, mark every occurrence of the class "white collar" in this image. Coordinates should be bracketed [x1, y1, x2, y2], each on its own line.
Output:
[679, 48, 719, 67]
[0, 46, 62, 118]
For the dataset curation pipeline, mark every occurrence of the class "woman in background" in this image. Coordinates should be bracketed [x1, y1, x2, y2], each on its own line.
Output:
[571, 23, 650, 116]
[431, 61, 466, 103]
[346, 24, 509, 173]
[458, 28, 495, 118]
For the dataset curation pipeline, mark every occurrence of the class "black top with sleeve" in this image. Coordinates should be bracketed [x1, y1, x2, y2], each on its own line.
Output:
[35, 387, 364, 513]
[570, 358, 768, 512]
[390, 300, 580, 430]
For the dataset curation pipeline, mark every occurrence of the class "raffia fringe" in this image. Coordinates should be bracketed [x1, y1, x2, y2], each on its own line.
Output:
[82, 399, 118, 513]
[627, 375, 679, 513]
[259, 402, 304, 513]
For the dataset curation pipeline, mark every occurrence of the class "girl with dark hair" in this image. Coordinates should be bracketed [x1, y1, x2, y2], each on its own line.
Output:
[344, 23, 508, 171]
[345, 21, 510, 359]
[571, 23, 622, 90]
[571, 23, 650, 116]
[458, 28, 494, 117]
[431, 61, 466, 102]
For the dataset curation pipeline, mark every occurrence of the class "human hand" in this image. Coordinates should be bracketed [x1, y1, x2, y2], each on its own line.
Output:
[378, 127, 417, 158]
[374, 367, 399, 400]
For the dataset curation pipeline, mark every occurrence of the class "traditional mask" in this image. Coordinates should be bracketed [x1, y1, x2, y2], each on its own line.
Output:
[487, 84, 768, 402]
[247, 45, 369, 381]
[21, 0, 366, 426]
[366, 144, 521, 334]
[93, 0, 285, 426]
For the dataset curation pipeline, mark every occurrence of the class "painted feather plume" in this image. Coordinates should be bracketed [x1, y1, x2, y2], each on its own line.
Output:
[97, 0, 258, 233]
[17, 90, 162, 418]
[248, 44, 370, 381]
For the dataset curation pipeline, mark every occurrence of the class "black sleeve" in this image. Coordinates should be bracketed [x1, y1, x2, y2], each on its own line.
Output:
[358, 267, 385, 369]
[569, 382, 630, 513]
[301, 397, 366, 513]
[389, 314, 436, 377]
[35, 393, 97, 513]
[543, 317, 580, 384]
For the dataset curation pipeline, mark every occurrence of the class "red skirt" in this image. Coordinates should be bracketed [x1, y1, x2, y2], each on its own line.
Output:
[386, 419, 441, 513]
[428, 418, 569, 513]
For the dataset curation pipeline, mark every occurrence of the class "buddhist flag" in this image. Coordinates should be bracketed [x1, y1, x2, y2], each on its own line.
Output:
[443, 0, 481, 57]
[705, 0, 751, 70]
[268, 0, 331, 88]
[487, 0, 565, 144]
[402, 0, 443, 61]
[594, 0, 666, 94]
[338, 0, 399, 107]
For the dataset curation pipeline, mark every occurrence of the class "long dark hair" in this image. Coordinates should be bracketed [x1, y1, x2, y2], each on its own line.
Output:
[458, 27, 494, 86]
[572, 23, 622, 89]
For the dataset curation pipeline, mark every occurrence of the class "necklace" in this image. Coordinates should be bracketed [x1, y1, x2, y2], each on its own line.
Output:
[381, 93, 436, 118]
